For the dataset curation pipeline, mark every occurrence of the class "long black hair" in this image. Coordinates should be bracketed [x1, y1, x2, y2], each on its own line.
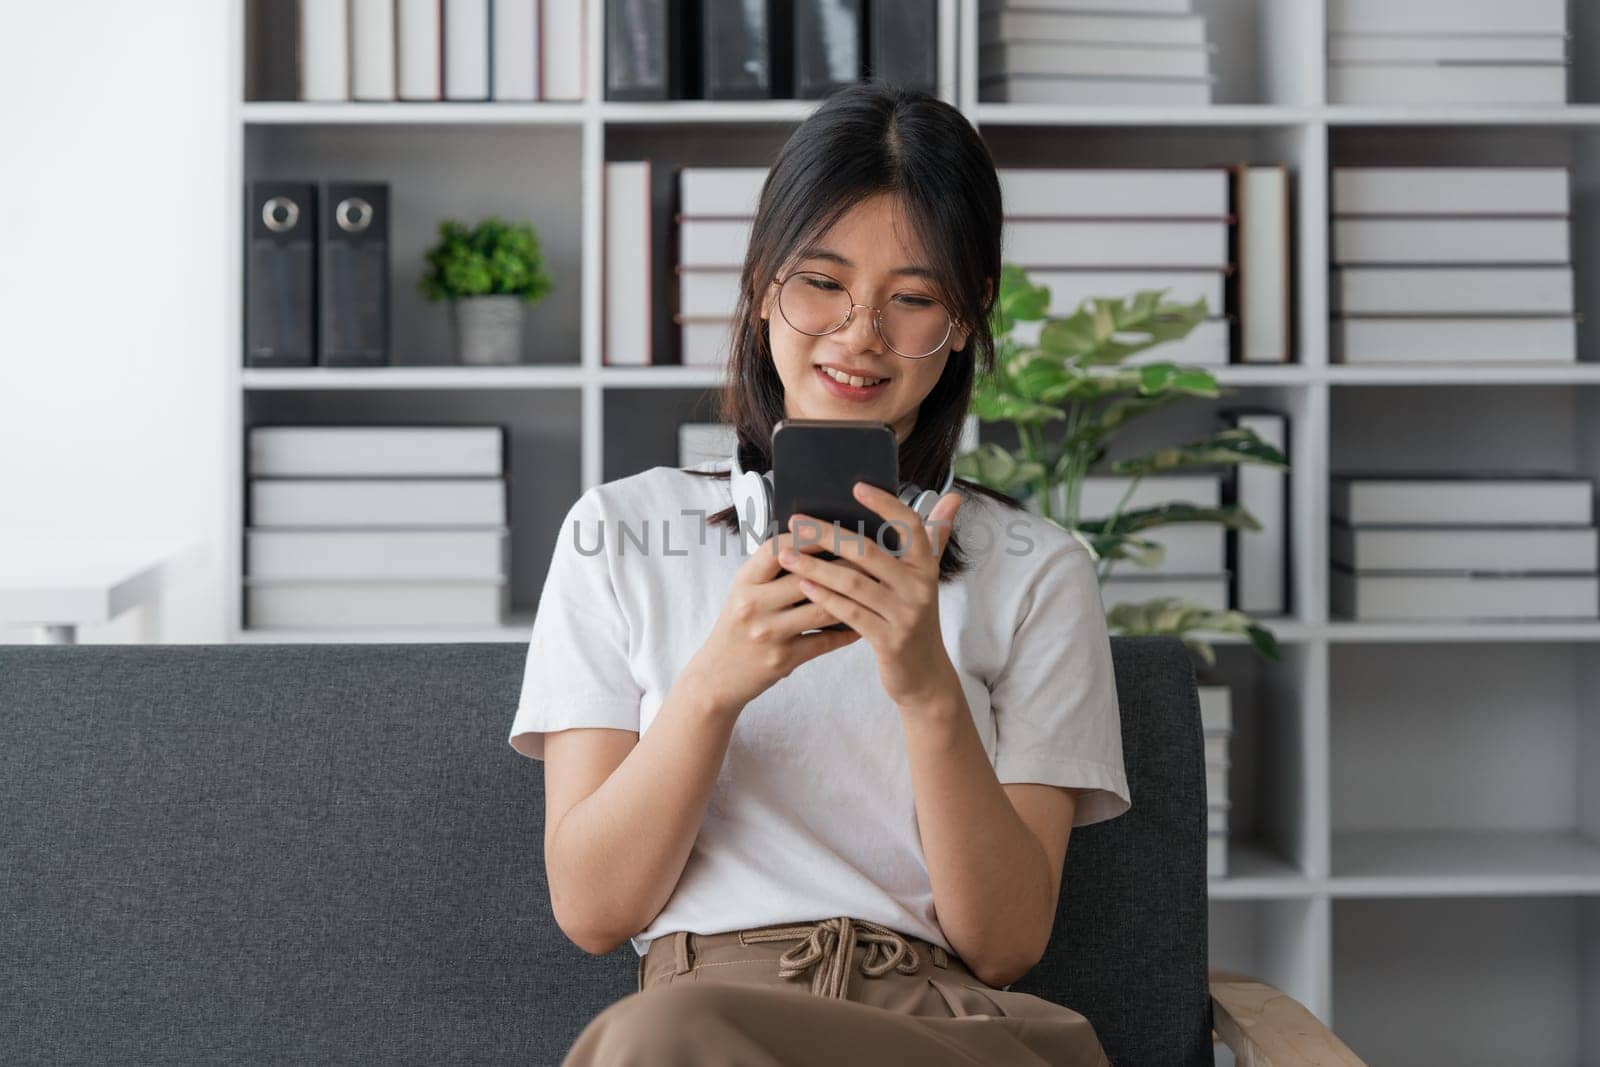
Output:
[682, 82, 1023, 581]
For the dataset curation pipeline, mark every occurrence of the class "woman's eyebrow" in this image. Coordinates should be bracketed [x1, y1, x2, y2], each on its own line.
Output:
[799, 246, 936, 280]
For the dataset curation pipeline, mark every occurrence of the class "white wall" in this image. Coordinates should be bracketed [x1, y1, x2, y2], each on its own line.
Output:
[0, 1, 232, 643]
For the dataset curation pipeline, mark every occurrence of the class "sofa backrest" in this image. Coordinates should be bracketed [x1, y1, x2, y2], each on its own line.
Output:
[0, 637, 1209, 1066]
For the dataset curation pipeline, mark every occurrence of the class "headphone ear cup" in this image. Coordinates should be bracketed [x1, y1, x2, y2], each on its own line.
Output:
[733, 469, 774, 553]
[907, 488, 940, 524]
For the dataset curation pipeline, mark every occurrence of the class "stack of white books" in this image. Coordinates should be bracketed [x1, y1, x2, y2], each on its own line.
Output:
[1070, 473, 1230, 612]
[1327, 0, 1568, 105]
[674, 167, 770, 367]
[245, 426, 510, 629]
[998, 166, 1291, 365]
[1330, 166, 1576, 365]
[977, 0, 1216, 106]
[1330, 473, 1600, 620]
[1199, 684, 1232, 878]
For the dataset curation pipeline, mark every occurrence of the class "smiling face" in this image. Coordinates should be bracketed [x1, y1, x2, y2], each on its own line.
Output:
[757, 192, 971, 445]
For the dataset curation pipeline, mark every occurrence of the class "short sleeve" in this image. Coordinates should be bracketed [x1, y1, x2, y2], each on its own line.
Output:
[508, 489, 644, 761]
[989, 541, 1132, 828]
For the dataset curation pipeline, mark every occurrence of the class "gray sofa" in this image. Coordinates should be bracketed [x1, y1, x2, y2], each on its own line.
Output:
[1, 637, 1356, 1065]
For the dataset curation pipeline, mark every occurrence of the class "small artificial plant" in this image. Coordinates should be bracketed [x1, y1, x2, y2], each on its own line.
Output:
[419, 217, 553, 303]
[953, 263, 1287, 668]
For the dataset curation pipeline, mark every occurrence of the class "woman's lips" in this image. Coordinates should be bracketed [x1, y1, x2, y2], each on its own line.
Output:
[815, 364, 889, 401]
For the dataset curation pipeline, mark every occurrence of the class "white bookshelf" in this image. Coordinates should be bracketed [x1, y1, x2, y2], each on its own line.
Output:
[227, 2, 1600, 1061]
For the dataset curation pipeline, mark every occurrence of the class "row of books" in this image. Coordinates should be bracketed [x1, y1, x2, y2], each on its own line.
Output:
[978, 0, 1218, 107]
[1200, 685, 1232, 879]
[246, 181, 392, 368]
[245, 427, 511, 629]
[1330, 166, 1577, 366]
[245, 0, 1583, 111]
[247, 0, 585, 102]
[603, 163, 1291, 368]
[1330, 474, 1599, 621]
[607, 0, 937, 101]
[1327, 0, 1568, 106]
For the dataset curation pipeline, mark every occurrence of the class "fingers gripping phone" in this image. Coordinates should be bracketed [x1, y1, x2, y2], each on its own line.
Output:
[771, 419, 900, 633]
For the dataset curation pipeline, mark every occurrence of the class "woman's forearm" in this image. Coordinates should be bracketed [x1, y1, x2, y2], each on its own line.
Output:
[898, 678, 1057, 989]
[547, 675, 738, 955]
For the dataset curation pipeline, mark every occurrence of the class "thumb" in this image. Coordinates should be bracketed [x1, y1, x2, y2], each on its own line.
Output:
[930, 491, 963, 557]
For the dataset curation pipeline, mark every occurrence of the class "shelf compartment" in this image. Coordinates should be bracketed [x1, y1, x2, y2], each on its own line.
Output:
[1331, 643, 1600, 892]
[244, 122, 584, 371]
[1198, 642, 1324, 888]
[1333, 896, 1597, 1066]
[239, 388, 581, 638]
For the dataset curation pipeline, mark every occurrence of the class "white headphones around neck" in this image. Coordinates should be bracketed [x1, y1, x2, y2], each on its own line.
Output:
[729, 442, 955, 556]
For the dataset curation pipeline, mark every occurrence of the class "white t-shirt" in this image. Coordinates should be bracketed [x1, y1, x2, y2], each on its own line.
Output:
[508, 458, 1131, 958]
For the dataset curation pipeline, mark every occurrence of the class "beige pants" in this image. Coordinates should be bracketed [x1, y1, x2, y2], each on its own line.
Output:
[562, 916, 1113, 1066]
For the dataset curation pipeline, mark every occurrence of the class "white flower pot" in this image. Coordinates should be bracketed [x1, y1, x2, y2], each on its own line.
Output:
[452, 295, 525, 365]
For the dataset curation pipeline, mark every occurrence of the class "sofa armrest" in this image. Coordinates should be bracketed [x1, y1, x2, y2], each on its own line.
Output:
[1209, 969, 1367, 1067]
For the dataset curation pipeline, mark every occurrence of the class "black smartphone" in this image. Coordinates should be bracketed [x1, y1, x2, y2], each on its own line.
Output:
[771, 419, 899, 633]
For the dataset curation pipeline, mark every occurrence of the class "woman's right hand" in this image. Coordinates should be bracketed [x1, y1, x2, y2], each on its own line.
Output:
[681, 530, 863, 718]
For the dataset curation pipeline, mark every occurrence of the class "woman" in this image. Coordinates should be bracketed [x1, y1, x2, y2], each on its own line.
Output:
[508, 83, 1130, 1066]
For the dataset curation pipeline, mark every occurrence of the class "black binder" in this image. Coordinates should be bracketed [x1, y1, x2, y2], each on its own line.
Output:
[794, 0, 864, 98]
[700, 0, 772, 99]
[867, 0, 938, 93]
[245, 181, 316, 368]
[318, 181, 390, 367]
[606, 0, 691, 100]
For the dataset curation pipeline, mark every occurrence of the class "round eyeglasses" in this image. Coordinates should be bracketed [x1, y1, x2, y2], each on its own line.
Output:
[770, 271, 961, 359]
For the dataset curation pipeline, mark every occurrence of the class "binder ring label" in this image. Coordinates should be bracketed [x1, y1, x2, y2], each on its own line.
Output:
[335, 197, 373, 233]
[261, 196, 299, 233]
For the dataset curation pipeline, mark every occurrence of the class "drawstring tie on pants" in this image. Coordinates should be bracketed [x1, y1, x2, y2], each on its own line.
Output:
[740, 916, 930, 999]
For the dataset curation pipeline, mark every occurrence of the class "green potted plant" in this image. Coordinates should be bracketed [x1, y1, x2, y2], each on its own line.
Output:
[954, 263, 1288, 669]
[420, 217, 553, 365]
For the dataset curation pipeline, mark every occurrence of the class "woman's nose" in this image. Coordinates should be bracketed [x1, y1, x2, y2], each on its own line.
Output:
[839, 302, 883, 351]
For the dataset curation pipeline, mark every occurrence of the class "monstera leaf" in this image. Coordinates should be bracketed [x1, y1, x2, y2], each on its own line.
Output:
[1110, 427, 1290, 478]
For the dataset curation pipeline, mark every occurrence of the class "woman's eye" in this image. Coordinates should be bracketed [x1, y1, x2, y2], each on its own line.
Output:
[804, 276, 840, 292]
[895, 294, 935, 308]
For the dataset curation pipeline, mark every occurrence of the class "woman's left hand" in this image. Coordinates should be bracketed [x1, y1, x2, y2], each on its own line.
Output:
[779, 482, 964, 709]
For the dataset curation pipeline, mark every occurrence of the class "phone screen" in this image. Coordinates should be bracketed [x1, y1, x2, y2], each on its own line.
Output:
[770, 419, 899, 633]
